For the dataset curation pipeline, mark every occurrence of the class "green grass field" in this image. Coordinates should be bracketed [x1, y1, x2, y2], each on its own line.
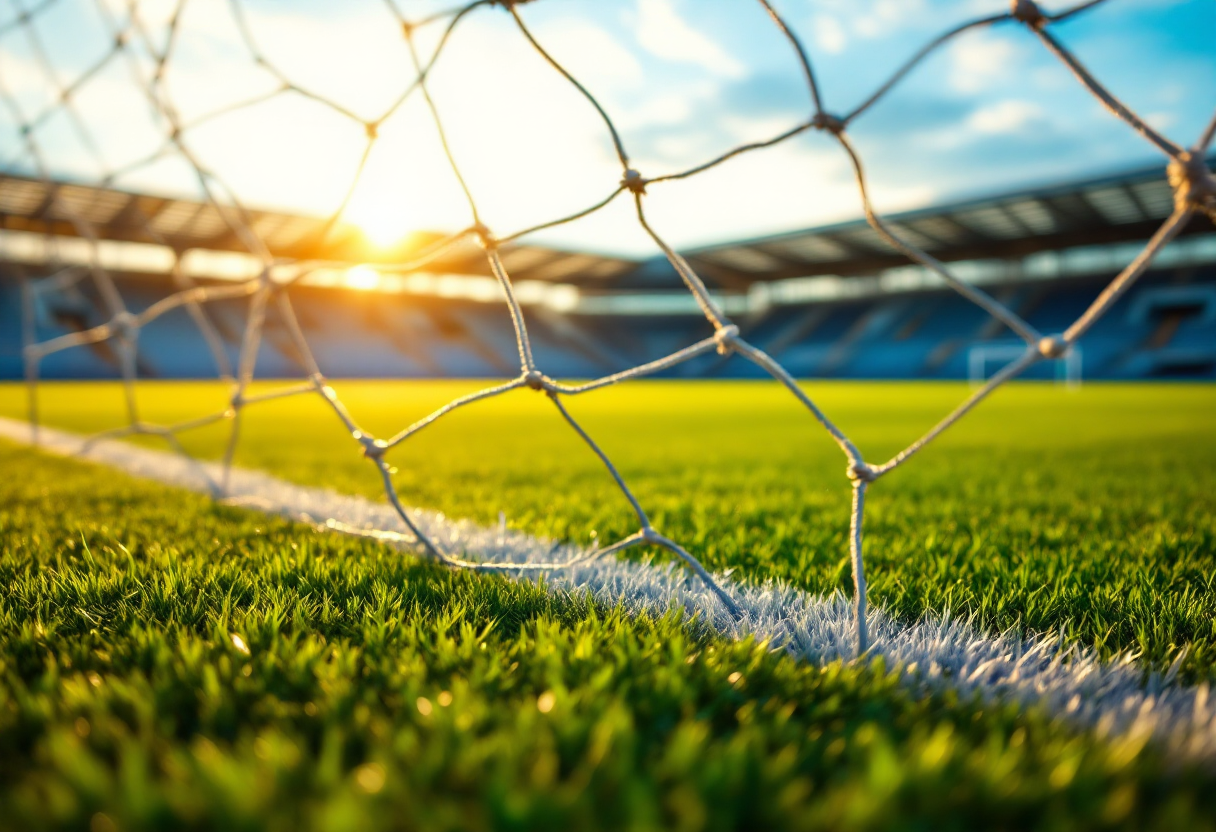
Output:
[1, 380, 1214, 830]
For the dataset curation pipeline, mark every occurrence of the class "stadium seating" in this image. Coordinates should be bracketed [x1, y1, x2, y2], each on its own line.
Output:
[3, 262, 1213, 383]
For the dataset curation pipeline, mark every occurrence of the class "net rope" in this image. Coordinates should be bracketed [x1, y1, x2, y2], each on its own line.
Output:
[5, 0, 1215, 653]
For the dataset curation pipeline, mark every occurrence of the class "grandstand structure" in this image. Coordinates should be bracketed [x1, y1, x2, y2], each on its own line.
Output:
[2, 158, 1214, 383]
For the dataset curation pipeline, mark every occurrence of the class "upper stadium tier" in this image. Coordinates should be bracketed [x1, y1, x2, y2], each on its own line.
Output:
[1, 157, 1213, 291]
[674, 157, 1216, 291]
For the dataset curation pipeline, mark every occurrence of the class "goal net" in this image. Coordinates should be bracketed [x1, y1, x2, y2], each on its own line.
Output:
[4, 0, 1214, 654]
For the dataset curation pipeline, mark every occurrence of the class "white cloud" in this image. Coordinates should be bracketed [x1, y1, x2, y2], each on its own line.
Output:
[967, 99, 1043, 134]
[636, 0, 746, 79]
[613, 91, 696, 130]
[636, 138, 934, 251]
[531, 19, 645, 92]
[1145, 111, 1177, 133]
[911, 99, 1044, 153]
[1155, 82, 1187, 106]
[0, 50, 56, 106]
[812, 15, 848, 55]
[949, 32, 1020, 94]
[185, 2, 416, 121]
[123, 0, 181, 31]
[851, 0, 926, 40]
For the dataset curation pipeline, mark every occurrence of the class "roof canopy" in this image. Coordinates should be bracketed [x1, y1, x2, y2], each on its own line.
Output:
[3, 158, 1210, 290]
[0, 173, 635, 285]
[670, 158, 1215, 291]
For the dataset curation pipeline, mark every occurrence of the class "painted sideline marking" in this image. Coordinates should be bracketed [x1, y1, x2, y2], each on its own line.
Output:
[1, 415, 1212, 762]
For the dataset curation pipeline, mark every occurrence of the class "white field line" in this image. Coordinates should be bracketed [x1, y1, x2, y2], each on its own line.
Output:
[2, 415, 1213, 764]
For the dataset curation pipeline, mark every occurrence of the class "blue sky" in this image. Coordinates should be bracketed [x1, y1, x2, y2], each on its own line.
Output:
[1, 0, 1213, 257]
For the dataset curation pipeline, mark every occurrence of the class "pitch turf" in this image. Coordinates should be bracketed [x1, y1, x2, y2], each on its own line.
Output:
[1, 380, 1214, 830]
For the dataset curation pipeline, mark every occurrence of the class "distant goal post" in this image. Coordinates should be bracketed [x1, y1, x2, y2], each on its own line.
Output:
[969, 342, 1083, 388]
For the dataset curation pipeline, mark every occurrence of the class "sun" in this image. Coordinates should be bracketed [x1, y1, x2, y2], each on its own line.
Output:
[344, 265, 381, 291]
[345, 187, 417, 250]
[352, 210, 409, 250]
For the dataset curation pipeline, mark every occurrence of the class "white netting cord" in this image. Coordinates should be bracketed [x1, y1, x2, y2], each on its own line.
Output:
[5, 0, 1214, 655]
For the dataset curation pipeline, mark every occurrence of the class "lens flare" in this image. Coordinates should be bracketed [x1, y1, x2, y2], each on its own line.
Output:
[344, 265, 381, 291]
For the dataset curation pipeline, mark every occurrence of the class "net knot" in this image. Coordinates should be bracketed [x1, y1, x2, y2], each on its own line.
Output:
[354, 431, 388, 460]
[110, 310, 138, 336]
[523, 369, 548, 391]
[365, 121, 379, 140]
[714, 324, 739, 355]
[1010, 0, 1046, 28]
[1167, 152, 1216, 213]
[847, 461, 876, 484]
[621, 169, 648, 195]
[472, 223, 497, 249]
[1038, 335, 1068, 359]
[811, 112, 845, 134]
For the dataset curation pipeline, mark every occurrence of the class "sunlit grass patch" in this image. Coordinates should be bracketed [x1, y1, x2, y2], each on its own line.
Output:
[1, 441, 1215, 830]
[4, 380, 1213, 677]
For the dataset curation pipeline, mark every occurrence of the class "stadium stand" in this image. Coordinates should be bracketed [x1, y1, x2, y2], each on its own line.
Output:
[3, 159, 1214, 383]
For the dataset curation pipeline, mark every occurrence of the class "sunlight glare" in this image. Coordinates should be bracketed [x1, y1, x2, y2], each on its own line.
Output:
[344, 265, 381, 291]
[352, 210, 409, 249]
[345, 185, 419, 250]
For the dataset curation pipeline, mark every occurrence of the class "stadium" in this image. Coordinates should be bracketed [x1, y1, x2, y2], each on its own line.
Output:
[0, 0, 1214, 829]
[5, 160, 1216, 383]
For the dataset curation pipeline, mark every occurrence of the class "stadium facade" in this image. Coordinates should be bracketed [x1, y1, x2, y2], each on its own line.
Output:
[2, 159, 1214, 383]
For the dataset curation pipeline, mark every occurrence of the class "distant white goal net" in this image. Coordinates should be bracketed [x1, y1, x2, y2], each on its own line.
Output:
[3, 0, 1214, 655]
[969, 342, 1082, 388]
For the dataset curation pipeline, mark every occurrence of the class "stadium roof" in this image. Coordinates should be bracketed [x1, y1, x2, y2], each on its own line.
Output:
[663, 157, 1216, 291]
[0, 172, 635, 285]
[2, 157, 1211, 290]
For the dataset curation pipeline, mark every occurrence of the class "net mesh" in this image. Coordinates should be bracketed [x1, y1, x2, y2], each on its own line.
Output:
[5, 0, 1215, 653]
